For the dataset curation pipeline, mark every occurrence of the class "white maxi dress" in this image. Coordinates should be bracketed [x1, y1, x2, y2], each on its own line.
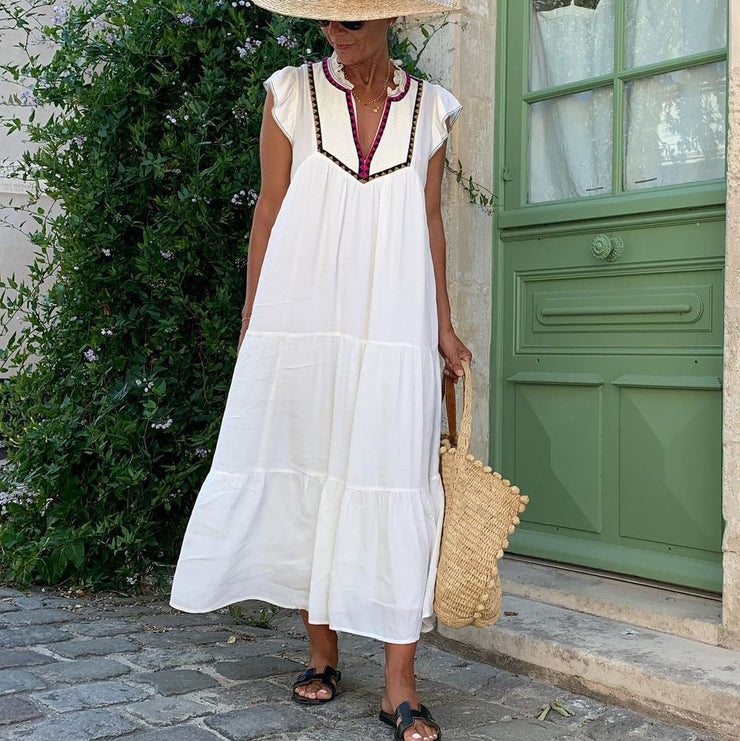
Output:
[169, 50, 463, 644]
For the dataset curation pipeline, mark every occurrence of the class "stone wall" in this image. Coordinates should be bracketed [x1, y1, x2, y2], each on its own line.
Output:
[411, 0, 497, 455]
[722, 0, 740, 640]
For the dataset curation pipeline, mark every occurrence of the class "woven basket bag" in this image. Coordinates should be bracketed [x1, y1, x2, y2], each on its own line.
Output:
[433, 357, 529, 628]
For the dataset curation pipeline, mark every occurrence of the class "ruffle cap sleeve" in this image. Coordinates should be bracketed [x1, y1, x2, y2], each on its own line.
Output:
[430, 84, 463, 158]
[262, 65, 299, 144]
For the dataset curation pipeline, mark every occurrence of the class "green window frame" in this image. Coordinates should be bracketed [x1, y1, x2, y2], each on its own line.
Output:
[500, 0, 729, 229]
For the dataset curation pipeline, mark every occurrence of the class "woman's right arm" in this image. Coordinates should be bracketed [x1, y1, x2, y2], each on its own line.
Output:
[238, 88, 293, 352]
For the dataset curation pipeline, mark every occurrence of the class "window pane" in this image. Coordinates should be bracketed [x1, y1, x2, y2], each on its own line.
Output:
[530, 0, 614, 91]
[529, 88, 613, 204]
[624, 62, 726, 192]
[625, 0, 727, 69]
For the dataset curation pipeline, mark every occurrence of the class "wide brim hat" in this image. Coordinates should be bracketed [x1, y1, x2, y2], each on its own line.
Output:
[250, 0, 461, 20]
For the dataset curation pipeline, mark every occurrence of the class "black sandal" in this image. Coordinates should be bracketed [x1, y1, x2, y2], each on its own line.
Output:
[291, 665, 342, 705]
[379, 700, 443, 740]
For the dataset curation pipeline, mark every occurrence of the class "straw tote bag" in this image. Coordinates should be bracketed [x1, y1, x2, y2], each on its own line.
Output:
[433, 358, 529, 628]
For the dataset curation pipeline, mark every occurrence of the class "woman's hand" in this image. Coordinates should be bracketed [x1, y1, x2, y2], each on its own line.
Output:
[438, 324, 472, 384]
[237, 315, 250, 355]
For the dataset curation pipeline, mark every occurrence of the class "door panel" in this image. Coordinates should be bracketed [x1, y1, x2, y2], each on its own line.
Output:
[513, 380, 603, 532]
[618, 384, 722, 551]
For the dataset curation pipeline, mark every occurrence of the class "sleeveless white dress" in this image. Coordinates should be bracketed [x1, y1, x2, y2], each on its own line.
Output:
[169, 51, 463, 644]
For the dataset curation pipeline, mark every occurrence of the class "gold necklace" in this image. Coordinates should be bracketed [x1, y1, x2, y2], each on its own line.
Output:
[350, 58, 393, 113]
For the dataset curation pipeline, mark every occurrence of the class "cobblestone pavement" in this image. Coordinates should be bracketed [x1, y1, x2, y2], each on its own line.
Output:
[0, 584, 725, 741]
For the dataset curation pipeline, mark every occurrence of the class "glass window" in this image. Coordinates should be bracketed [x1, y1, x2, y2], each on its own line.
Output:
[624, 62, 727, 191]
[529, 88, 613, 203]
[529, 0, 614, 91]
[624, 0, 727, 69]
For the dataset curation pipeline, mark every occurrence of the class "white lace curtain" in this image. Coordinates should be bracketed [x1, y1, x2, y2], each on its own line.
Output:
[528, 0, 727, 204]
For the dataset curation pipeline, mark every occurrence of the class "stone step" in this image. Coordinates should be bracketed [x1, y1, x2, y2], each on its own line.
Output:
[498, 557, 724, 646]
[436, 594, 740, 741]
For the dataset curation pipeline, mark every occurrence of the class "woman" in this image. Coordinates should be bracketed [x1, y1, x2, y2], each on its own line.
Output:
[169, 2, 471, 739]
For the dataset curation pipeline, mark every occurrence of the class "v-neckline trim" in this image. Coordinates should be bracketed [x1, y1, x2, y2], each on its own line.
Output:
[321, 56, 410, 179]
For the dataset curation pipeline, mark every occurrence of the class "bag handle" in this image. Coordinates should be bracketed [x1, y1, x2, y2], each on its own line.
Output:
[441, 358, 473, 456]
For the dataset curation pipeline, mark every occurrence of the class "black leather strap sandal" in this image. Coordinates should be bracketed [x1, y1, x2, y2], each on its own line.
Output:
[291, 665, 342, 704]
[379, 700, 443, 740]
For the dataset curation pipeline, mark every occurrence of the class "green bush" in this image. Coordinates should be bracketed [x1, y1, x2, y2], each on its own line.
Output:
[0, 0, 471, 592]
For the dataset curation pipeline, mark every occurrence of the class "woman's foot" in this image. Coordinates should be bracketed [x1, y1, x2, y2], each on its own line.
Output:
[382, 639, 439, 741]
[381, 679, 439, 740]
[294, 610, 339, 701]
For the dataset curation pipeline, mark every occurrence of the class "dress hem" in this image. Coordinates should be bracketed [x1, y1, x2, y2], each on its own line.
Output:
[169, 593, 435, 645]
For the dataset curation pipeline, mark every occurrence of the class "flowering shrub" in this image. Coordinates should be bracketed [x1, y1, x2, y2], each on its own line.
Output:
[0, 0, 464, 591]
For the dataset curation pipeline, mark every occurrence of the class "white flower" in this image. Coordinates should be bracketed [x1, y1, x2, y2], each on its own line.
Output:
[160, 250, 173, 259]
[237, 37, 262, 57]
[165, 113, 177, 125]
[101, 248, 111, 256]
[52, 4, 70, 25]
[19, 89, 36, 106]
[84, 348, 98, 362]
[195, 447, 210, 457]
[177, 12, 195, 24]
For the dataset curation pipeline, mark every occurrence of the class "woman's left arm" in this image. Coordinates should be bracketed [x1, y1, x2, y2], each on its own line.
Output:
[425, 142, 473, 383]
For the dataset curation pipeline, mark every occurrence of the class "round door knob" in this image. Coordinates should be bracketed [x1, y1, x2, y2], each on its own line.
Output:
[591, 234, 624, 263]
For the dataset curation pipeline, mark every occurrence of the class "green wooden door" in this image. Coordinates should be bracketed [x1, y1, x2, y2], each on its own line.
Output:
[495, 0, 728, 592]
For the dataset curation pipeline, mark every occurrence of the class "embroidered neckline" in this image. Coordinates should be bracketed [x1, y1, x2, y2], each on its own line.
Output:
[309, 62, 423, 184]
[326, 49, 408, 99]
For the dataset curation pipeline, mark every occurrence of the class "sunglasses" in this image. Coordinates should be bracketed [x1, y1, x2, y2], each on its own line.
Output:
[315, 19, 365, 30]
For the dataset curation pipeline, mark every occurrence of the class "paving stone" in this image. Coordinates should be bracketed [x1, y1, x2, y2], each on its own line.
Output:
[60, 618, 141, 637]
[28, 657, 131, 684]
[51, 636, 140, 658]
[9, 595, 85, 609]
[135, 613, 227, 629]
[1, 706, 143, 741]
[121, 726, 223, 741]
[0, 625, 72, 648]
[204, 702, 327, 740]
[206, 636, 309, 661]
[430, 696, 514, 729]
[30, 679, 150, 712]
[0, 603, 19, 614]
[212, 656, 303, 681]
[196, 679, 287, 710]
[466, 717, 570, 740]
[0, 589, 26, 599]
[126, 693, 217, 724]
[581, 706, 705, 741]
[0, 608, 80, 626]
[224, 624, 278, 638]
[480, 671, 574, 715]
[129, 669, 219, 696]
[125, 647, 224, 671]
[0, 668, 48, 694]
[127, 630, 237, 649]
[284, 717, 393, 741]
[3, 596, 45, 609]
[0, 649, 55, 670]
[0, 694, 45, 725]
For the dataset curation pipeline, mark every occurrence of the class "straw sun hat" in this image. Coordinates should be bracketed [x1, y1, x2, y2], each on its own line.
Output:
[250, 0, 461, 21]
